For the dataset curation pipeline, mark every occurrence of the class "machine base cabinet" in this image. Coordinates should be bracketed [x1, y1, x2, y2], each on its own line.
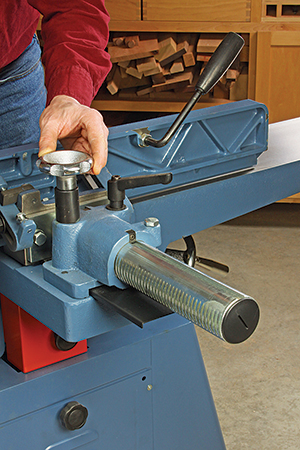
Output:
[0, 315, 225, 449]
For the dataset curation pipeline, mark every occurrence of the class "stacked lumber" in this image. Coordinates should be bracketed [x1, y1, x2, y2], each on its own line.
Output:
[105, 33, 201, 97]
[196, 33, 249, 64]
[104, 32, 249, 102]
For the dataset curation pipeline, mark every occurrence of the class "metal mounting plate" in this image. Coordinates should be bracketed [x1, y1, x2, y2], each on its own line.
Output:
[90, 285, 172, 328]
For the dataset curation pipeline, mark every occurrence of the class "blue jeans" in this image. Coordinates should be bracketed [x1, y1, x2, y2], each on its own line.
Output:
[0, 35, 46, 150]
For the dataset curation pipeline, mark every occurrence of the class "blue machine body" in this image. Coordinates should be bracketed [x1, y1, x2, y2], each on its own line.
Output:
[0, 315, 225, 450]
[106, 99, 268, 197]
[0, 100, 300, 449]
[0, 100, 270, 344]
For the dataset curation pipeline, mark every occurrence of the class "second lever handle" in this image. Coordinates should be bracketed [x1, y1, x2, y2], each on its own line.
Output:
[107, 173, 172, 211]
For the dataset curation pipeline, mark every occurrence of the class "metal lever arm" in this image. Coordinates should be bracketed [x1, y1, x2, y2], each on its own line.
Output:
[139, 32, 244, 148]
[107, 172, 172, 210]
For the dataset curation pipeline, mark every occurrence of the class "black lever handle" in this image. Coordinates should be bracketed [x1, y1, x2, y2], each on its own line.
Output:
[195, 32, 244, 94]
[107, 172, 172, 210]
[139, 32, 244, 148]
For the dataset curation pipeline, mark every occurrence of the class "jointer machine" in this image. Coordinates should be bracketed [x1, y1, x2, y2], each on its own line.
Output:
[1, 33, 300, 449]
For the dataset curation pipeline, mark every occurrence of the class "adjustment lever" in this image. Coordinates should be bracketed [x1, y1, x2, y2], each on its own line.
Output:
[166, 235, 229, 273]
[107, 172, 172, 210]
[135, 32, 244, 148]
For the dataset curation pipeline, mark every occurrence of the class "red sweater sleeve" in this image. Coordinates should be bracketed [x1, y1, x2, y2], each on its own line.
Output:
[28, 0, 112, 106]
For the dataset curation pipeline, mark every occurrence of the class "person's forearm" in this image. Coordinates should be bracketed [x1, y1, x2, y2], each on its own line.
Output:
[28, 0, 112, 105]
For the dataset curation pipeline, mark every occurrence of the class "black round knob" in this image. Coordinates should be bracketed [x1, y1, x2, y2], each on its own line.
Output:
[60, 401, 88, 431]
[54, 334, 77, 351]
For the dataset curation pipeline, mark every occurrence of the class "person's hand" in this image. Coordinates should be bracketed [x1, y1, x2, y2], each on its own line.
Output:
[38, 95, 108, 175]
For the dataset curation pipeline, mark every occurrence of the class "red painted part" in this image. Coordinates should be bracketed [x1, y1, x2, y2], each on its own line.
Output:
[0, 294, 87, 373]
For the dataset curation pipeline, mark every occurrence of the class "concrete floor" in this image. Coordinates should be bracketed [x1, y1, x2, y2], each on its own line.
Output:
[172, 202, 300, 450]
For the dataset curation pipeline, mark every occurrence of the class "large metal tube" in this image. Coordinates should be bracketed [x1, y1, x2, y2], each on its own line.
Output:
[114, 241, 259, 343]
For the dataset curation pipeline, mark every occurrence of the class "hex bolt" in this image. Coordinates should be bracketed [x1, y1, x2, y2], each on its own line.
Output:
[144, 217, 159, 227]
[15, 212, 27, 223]
[33, 229, 47, 247]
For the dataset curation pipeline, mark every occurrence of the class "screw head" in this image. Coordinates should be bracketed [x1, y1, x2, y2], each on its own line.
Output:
[144, 217, 159, 227]
[15, 212, 27, 223]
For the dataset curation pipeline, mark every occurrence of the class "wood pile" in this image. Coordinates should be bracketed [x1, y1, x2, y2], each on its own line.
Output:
[104, 33, 248, 101]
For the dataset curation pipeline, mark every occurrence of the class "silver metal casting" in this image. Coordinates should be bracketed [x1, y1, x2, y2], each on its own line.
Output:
[37, 150, 93, 177]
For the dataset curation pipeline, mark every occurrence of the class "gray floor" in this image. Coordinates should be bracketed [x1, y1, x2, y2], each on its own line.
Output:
[171, 203, 300, 450]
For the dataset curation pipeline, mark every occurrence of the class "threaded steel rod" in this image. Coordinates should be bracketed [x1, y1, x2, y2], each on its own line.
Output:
[114, 241, 259, 343]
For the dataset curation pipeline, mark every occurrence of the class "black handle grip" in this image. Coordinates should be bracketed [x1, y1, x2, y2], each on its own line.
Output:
[195, 32, 244, 94]
[116, 173, 172, 191]
[107, 173, 172, 210]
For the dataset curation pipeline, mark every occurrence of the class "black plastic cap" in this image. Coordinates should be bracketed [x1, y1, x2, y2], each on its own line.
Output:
[60, 401, 88, 431]
[222, 298, 260, 344]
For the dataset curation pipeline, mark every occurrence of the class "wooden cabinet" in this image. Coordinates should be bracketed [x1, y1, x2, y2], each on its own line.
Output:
[105, 0, 251, 22]
[255, 31, 300, 123]
[105, 0, 140, 21]
[94, 0, 300, 126]
[142, 0, 250, 23]
[262, 1, 300, 21]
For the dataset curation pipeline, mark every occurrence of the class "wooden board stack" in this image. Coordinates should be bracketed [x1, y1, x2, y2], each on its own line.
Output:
[106, 33, 200, 97]
[105, 33, 248, 101]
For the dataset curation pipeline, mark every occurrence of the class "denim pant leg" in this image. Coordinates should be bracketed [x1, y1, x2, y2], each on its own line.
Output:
[0, 35, 47, 150]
